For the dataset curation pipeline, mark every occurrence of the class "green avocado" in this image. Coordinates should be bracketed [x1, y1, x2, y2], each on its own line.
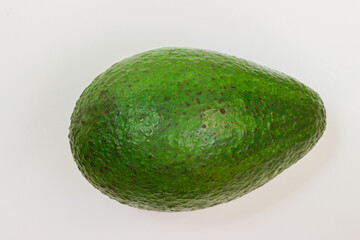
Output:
[69, 47, 326, 212]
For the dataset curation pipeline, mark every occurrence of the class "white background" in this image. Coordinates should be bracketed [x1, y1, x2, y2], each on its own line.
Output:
[1, 0, 359, 239]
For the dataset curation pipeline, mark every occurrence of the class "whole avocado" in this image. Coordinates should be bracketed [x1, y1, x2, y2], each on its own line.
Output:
[69, 48, 326, 212]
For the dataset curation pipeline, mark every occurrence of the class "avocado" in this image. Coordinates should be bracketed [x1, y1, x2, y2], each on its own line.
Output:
[69, 47, 326, 212]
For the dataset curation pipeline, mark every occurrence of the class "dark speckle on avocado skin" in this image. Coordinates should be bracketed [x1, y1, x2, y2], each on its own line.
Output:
[69, 47, 327, 212]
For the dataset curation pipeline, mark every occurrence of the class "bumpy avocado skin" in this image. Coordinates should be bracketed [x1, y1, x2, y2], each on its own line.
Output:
[69, 48, 326, 212]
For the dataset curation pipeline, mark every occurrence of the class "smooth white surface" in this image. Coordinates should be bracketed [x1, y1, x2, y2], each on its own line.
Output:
[1, 1, 359, 239]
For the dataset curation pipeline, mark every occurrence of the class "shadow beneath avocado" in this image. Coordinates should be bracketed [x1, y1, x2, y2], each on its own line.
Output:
[141, 113, 338, 226]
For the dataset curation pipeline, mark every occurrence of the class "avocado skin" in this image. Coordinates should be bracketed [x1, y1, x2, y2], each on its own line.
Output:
[69, 48, 326, 212]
